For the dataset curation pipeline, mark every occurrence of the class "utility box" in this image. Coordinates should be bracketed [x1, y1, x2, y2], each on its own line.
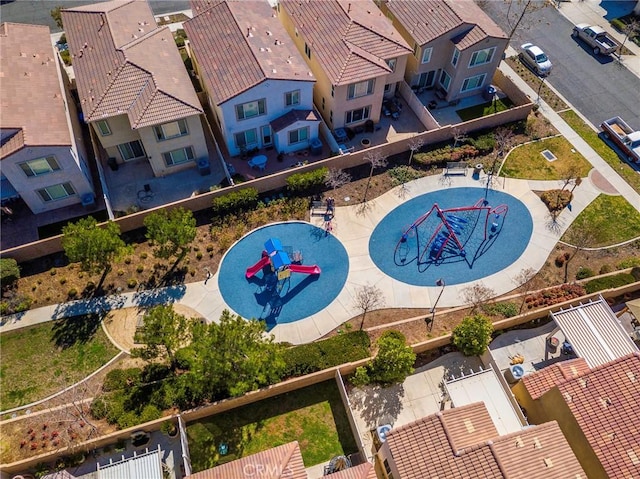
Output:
[310, 138, 323, 155]
[197, 158, 211, 176]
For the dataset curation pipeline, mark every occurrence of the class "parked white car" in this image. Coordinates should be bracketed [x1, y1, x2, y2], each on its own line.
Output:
[519, 43, 553, 76]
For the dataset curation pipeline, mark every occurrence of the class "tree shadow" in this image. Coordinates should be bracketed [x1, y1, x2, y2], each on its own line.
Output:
[52, 294, 127, 320]
[51, 312, 103, 349]
[348, 383, 405, 430]
[132, 284, 186, 308]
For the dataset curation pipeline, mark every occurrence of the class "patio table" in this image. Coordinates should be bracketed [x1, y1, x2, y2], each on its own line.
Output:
[248, 155, 267, 171]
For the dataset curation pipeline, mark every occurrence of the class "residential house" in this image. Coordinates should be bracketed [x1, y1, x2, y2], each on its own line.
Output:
[512, 353, 640, 479]
[186, 0, 319, 157]
[61, 0, 208, 178]
[276, 0, 412, 130]
[377, 402, 586, 479]
[0, 22, 95, 216]
[380, 0, 508, 102]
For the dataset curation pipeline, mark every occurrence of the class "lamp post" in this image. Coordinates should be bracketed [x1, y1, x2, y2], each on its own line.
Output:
[428, 278, 446, 331]
[536, 75, 547, 104]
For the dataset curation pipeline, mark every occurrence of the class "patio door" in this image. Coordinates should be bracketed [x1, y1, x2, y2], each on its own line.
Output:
[418, 70, 436, 89]
[261, 125, 272, 146]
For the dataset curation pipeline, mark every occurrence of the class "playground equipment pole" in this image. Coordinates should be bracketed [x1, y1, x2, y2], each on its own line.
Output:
[428, 278, 446, 331]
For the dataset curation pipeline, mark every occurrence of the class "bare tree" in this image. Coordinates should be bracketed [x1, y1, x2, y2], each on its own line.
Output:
[559, 163, 582, 191]
[460, 282, 495, 312]
[562, 226, 597, 283]
[407, 136, 424, 165]
[504, 0, 549, 42]
[452, 127, 469, 149]
[362, 151, 388, 203]
[325, 168, 352, 191]
[354, 283, 386, 330]
[619, 18, 640, 57]
[511, 267, 538, 313]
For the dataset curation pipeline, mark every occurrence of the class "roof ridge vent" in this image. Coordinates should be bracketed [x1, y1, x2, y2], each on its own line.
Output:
[266, 30, 272, 36]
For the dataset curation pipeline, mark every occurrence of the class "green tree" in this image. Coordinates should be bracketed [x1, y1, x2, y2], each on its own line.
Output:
[368, 331, 415, 385]
[61, 217, 128, 288]
[131, 305, 191, 368]
[144, 207, 196, 263]
[0, 258, 20, 289]
[188, 310, 285, 398]
[451, 314, 493, 356]
[50, 6, 64, 30]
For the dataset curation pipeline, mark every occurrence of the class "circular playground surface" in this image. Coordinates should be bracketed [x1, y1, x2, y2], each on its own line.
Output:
[218, 222, 349, 327]
[369, 187, 533, 286]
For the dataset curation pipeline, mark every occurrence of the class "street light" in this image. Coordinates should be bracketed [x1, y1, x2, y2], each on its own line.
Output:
[536, 75, 547, 104]
[428, 278, 446, 331]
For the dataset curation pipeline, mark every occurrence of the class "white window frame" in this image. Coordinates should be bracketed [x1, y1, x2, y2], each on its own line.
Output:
[288, 126, 309, 145]
[461, 73, 486, 92]
[451, 48, 460, 67]
[235, 99, 266, 120]
[234, 129, 258, 150]
[37, 182, 75, 202]
[345, 106, 371, 124]
[421, 47, 433, 64]
[19, 156, 60, 177]
[284, 90, 300, 107]
[162, 146, 195, 166]
[96, 120, 111, 136]
[153, 119, 188, 141]
[469, 47, 496, 67]
[347, 79, 375, 100]
[117, 140, 145, 161]
[386, 57, 397, 72]
[439, 70, 452, 91]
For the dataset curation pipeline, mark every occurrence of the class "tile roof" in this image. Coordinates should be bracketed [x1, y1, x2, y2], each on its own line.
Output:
[386, 0, 506, 48]
[185, 441, 307, 479]
[280, 0, 411, 85]
[522, 358, 590, 400]
[62, 0, 202, 129]
[386, 402, 585, 478]
[270, 109, 318, 133]
[550, 297, 639, 368]
[555, 352, 640, 479]
[0, 22, 71, 158]
[326, 462, 376, 479]
[186, 0, 314, 105]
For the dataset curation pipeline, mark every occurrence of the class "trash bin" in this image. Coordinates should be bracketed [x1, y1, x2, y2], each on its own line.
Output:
[504, 364, 525, 384]
[197, 158, 211, 176]
[107, 157, 118, 171]
[483, 85, 497, 101]
[310, 138, 323, 155]
[81, 193, 96, 209]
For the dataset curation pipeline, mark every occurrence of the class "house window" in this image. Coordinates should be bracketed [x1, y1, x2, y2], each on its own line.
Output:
[386, 57, 397, 72]
[331, 85, 334, 98]
[285, 90, 300, 106]
[304, 43, 311, 59]
[96, 120, 111, 136]
[345, 105, 370, 124]
[329, 110, 333, 123]
[439, 70, 452, 91]
[153, 119, 188, 141]
[19, 156, 60, 177]
[384, 83, 391, 93]
[347, 79, 375, 100]
[117, 140, 145, 161]
[162, 146, 195, 166]
[383, 459, 395, 479]
[234, 129, 258, 150]
[289, 126, 309, 145]
[451, 48, 460, 67]
[37, 182, 75, 202]
[470, 47, 496, 66]
[235, 99, 266, 120]
[322, 97, 325, 110]
[421, 47, 432, 64]
[461, 73, 486, 92]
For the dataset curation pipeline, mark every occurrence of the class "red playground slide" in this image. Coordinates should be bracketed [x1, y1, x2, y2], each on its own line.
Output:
[289, 264, 321, 275]
[245, 255, 271, 279]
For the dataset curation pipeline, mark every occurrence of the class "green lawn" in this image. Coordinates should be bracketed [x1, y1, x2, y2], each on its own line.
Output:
[500, 136, 592, 180]
[0, 314, 119, 410]
[187, 381, 357, 471]
[559, 110, 640, 194]
[562, 194, 640, 247]
[456, 97, 515, 122]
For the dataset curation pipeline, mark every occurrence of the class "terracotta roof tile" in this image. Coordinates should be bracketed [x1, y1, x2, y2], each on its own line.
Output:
[185, 441, 307, 479]
[280, 0, 411, 85]
[62, 0, 202, 128]
[326, 462, 376, 479]
[386, 0, 506, 48]
[0, 22, 71, 158]
[270, 109, 318, 133]
[522, 358, 590, 399]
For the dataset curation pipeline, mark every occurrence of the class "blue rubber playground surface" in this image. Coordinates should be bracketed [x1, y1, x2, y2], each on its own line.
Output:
[218, 222, 349, 327]
[369, 187, 533, 286]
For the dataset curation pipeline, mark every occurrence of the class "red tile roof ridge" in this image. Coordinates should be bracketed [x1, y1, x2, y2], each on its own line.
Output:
[345, 13, 412, 53]
[64, 0, 136, 14]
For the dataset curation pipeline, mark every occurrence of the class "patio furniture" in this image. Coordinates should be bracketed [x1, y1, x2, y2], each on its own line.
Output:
[248, 154, 267, 171]
[338, 144, 354, 155]
[334, 128, 348, 143]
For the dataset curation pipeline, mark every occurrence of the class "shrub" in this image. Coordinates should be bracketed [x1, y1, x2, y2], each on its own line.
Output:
[286, 167, 329, 195]
[127, 278, 138, 289]
[555, 255, 565, 267]
[452, 314, 493, 356]
[59, 49, 71, 66]
[599, 264, 613, 274]
[576, 267, 595, 280]
[174, 346, 196, 370]
[50, 268, 57, 276]
[90, 397, 108, 419]
[59, 277, 67, 285]
[585, 273, 636, 294]
[117, 269, 125, 276]
[617, 257, 640, 269]
[206, 243, 214, 252]
[67, 288, 78, 299]
[196, 251, 203, 260]
[140, 252, 148, 260]
[540, 190, 572, 212]
[136, 265, 144, 273]
[368, 331, 415, 385]
[482, 302, 518, 318]
[470, 133, 496, 153]
[413, 144, 480, 166]
[139, 404, 162, 423]
[350, 366, 370, 387]
[102, 368, 142, 391]
[212, 187, 259, 215]
[389, 166, 422, 186]
[0, 258, 20, 288]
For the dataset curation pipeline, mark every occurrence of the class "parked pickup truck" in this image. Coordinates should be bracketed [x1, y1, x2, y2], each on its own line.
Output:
[601, 117, 640, 163]
[572, 24, 619, 55]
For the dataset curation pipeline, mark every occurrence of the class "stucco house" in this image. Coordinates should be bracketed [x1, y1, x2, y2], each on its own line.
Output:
[0, 22, 95, 216]
[186, 0, 319, 158]
[379, 0, 508, 102]
[276, 0, 412, 130]
[61, 0, 208, 178]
